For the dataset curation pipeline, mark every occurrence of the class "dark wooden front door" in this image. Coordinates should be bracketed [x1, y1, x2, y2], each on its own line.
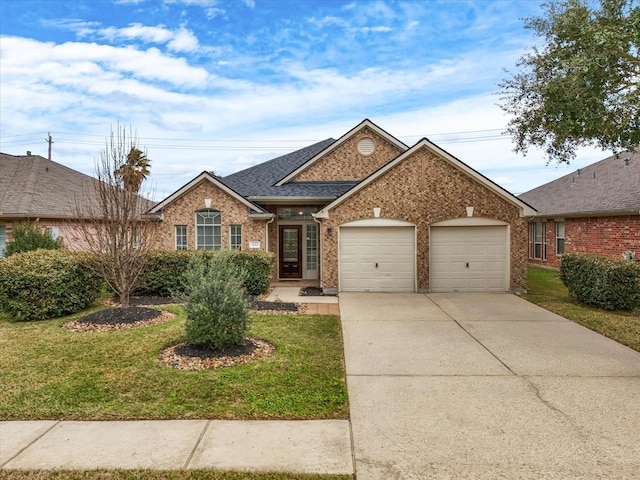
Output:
[279, 225, 302, 278]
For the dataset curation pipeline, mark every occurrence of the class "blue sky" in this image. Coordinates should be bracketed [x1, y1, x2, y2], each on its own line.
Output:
[0, 0, 606, 200]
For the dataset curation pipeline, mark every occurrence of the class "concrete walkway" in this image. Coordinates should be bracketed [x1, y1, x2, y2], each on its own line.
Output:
[340, 292, 640, 479]
[1, 420, 352, 473]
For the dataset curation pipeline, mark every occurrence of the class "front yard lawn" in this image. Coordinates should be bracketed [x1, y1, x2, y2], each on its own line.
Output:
[0, 306, 348, 420]
[525, 265, 640, 353]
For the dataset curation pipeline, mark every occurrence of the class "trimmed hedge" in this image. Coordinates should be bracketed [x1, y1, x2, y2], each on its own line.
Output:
[560, 253, 640, 311]
[135, 249, 275, 297]
[0, 249, 103, 321]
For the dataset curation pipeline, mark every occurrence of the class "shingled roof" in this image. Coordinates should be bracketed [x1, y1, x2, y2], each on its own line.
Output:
[519, 150, 640, 217]
[221, 138, 357, 200]
[0, 152, 154, 218]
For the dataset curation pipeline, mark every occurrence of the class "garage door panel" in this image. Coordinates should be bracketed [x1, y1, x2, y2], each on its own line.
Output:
[340, 226, 415, 292]
[430, 226, 508, 293]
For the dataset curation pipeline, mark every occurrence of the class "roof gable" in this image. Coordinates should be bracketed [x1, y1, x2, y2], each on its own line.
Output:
[316, 138, 536, 218]
[519, 150, 640, 217]
[149, 171, 266, 214]
[275, 119, 408, 186]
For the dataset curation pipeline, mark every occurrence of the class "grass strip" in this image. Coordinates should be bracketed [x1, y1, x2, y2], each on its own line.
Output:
[525, 265, 640, 352]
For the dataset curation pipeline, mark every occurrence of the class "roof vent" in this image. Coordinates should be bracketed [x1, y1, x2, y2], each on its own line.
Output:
[357, 137, 375, 156]
[624, 157, 631, 166]
[27, 151, 31, 155]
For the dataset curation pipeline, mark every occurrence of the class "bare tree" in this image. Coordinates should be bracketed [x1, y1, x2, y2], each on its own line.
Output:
[74, 125, 159, 308]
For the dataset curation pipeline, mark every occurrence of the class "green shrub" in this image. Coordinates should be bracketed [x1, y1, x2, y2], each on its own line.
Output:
[560, 253, 640, 311]
[0, 249, 103, 321]
[136, 249, 275, 297]
[135, 250, 193, 297]
[180, 250, 251, 349]
[232, 250, 275, 296]
[4, 222, 63, 257]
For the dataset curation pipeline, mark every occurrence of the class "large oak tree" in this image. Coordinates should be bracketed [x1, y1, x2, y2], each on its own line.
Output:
[499, 0, 640, 163]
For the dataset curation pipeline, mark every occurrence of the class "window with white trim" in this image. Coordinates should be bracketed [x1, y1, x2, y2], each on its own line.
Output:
[0, 226, 5, 257]
[46, 227, 59, 240]
[175, 225, 187, 250]
[306, 223, 317, 271]
[555, 221, 565, 255]
[529, 222, 546, 260]
[196, 210, 221, 250]
[230, 225, 242, 250]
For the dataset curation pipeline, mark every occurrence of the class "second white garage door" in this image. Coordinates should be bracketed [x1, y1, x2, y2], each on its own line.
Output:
[340, 226, 415, 292]
[430, 225, 508, 292]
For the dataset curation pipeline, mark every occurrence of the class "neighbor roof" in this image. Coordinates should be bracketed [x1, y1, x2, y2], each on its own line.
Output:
[0, 152, 155, 219]
[0, 153, 100, 218]
[519, 150, 640, 217]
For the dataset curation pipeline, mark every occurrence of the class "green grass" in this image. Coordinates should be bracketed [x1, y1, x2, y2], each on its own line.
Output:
[0, 307, 348, 420]
[0, 470, 352, 480]
[525, 265, 640, 352]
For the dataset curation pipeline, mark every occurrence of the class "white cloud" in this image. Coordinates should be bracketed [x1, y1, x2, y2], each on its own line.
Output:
[98, 23, 174, 43]
[167, 27, 200, 52]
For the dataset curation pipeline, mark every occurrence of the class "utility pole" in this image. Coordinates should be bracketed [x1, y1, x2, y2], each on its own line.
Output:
[45, 132, 54, 161]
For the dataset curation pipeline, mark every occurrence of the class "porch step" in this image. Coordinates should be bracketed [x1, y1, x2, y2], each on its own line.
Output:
[266, 287, 338, 304]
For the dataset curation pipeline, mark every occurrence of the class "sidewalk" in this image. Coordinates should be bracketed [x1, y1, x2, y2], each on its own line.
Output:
[1, 420, 353, 473]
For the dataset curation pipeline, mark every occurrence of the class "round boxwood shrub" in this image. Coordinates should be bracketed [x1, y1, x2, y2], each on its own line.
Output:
[180, 250, 251, 350]
[0, 249, 103, 321]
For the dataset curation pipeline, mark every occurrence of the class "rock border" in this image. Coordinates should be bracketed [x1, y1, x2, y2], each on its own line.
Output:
[159, 338, 275, 370]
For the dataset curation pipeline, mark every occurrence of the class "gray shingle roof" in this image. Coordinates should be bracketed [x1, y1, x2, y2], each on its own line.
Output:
[221, 138, 357, 199]
[519, 150, 640, 217]
[0, 152, 154, 218]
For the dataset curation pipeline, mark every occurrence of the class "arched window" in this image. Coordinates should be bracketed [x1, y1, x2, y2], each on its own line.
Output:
[196, 210, 221, 250]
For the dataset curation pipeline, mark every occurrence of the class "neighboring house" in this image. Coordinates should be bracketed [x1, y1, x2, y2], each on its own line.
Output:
[151, 119, 535, 293]
[519, 150, 640, 267]
[0, 152, 153, 255]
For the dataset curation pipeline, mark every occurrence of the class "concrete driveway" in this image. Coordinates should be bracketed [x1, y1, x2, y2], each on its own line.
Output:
[340, 292, 640, 479]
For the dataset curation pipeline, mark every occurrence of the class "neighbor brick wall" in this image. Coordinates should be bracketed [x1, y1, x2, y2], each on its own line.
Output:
[156, 180, 268, 251]
[320, 146, 528, 291]
[530, 215, 640, 267]
[293, 126, 405, 182]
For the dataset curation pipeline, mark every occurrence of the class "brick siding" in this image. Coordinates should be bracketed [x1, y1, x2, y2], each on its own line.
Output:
[293, 126, 404, 182]
[155, 180, 269, 251]
[320, 146, 528, 291]
[530, 215, 640, 267]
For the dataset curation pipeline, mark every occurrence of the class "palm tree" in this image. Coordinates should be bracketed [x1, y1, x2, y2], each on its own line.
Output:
[115, 147, 150, 192]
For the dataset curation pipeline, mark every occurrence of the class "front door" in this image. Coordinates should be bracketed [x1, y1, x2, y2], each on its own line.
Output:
[279, 225, 302, 278]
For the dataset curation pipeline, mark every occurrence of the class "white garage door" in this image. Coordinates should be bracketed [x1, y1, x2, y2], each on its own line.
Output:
[340, 226, 415, 292]
[430, 226, 508, 292]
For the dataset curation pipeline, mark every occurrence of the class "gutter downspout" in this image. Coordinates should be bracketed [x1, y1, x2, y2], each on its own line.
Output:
[265, 215, 275, 255]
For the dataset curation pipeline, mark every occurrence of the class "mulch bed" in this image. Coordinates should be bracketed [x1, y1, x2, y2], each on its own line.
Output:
[159, 338, 275, 370]
[63, 306, 176, 332]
